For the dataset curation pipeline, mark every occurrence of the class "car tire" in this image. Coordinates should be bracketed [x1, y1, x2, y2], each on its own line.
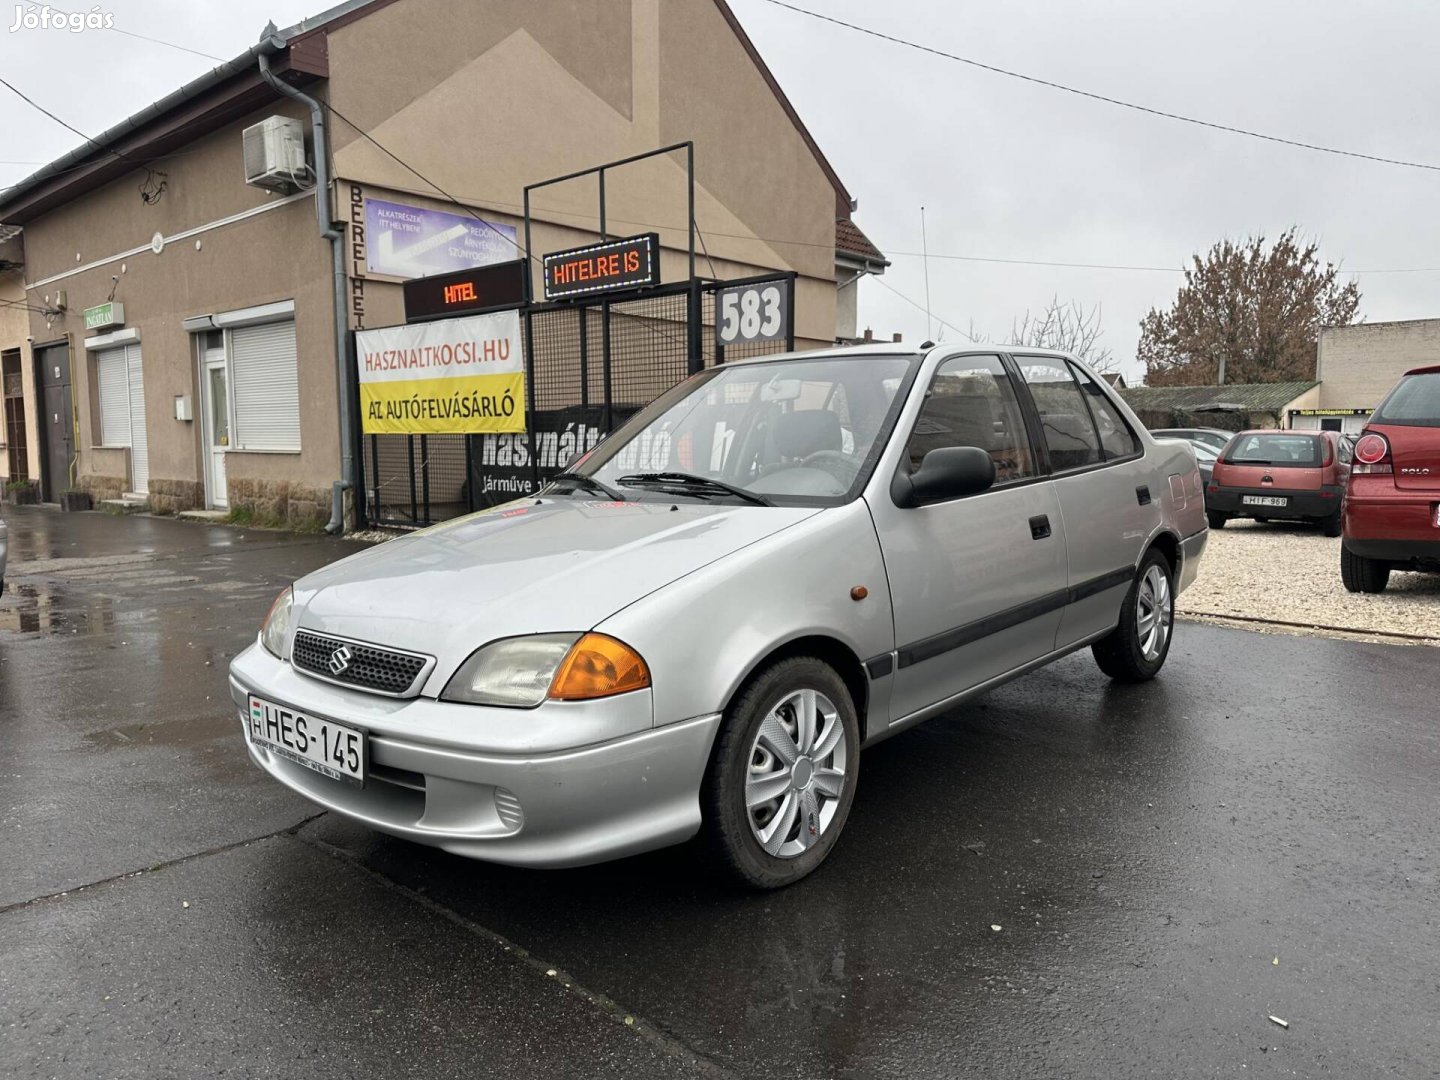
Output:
[1340, 544, 1390, 593]
[1092, 548, 1175, 683]
[1207, 511, 1227, 530]
[701, 656, 860, 889]
[1322, 510, 1343, 538]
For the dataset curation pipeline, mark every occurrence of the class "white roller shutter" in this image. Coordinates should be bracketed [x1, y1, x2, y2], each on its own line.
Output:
[96, 347, 130, 447]
[125, 344, 148, 493]
[231, 320, 301, 452]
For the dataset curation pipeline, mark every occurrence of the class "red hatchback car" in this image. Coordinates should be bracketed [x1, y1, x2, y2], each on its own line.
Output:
[1206, 429, 1350, 535]
[1341, 365, 1440, 593]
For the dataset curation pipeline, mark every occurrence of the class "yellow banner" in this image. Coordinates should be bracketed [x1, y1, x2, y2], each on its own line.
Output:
[360, 372, 526, 435]
[355, 310, 527, 434]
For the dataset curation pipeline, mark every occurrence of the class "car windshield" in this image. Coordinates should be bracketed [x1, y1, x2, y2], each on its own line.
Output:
[1372, 372, 1440, 428]
[1223, 433, 1322, 467]
[567, 354, 916, 506]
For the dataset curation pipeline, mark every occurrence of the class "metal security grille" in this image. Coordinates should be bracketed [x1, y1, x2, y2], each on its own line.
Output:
[357, 273, 797, 528]
[292, 630, 430, 696]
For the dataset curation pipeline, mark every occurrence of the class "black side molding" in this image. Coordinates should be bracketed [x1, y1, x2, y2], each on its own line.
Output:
[895, 565, 1137, 670]
[864, 654, 894, 679]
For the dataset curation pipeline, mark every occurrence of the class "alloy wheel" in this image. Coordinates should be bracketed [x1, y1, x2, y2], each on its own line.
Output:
[745, 688, 848, 858]
[1136, 563, 1173, 662]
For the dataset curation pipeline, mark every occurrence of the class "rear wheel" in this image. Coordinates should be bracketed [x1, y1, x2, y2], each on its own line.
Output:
[702, 657, 860, 888]
[1207, 511, 1228, 530]
[1340, 544, 1390, 593]
[1093, 548, 1175, 683]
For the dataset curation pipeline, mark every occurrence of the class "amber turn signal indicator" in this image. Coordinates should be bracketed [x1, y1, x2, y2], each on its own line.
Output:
[548, 633, 651, 700]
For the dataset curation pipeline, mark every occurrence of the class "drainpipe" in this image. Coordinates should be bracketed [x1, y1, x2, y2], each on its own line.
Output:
[257, 42, 354, 535]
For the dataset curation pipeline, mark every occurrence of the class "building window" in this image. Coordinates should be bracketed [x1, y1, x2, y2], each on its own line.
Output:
[93, 342, 149, 493]
[230, 320, 301, 452]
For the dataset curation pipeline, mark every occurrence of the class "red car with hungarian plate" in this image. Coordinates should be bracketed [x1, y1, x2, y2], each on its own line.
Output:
[1205, 430, 1349, 535]
[1341, 365, 1440, 593]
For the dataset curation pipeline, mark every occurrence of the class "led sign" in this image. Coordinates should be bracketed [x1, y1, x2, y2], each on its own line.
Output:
[403, 259, 528, 322]
[543, 234, 660, 300]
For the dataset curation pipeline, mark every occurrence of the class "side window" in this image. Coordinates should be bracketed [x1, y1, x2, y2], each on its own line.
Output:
[1338, 436, 1354, 465]
[905, 354, 1035, 485]
[1015, 356, 1102, 471]
[1069, 362, 1141, 459]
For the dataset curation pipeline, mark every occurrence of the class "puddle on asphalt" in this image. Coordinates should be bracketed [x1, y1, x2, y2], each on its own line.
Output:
[0, 582, 117, 636]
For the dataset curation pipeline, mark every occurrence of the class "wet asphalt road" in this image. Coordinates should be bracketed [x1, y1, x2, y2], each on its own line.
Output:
[1, 504, 1436, 1079]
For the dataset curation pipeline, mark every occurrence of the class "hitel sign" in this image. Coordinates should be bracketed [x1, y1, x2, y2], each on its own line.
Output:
[543, 233, 660, 300]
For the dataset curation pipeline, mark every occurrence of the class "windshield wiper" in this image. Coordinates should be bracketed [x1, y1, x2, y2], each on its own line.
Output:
[616, 471, 774, 506]
[549, 472, 626, 501]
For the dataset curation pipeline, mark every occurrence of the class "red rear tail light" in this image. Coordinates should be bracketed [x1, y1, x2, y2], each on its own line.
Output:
[1352, 433, 1393, 474]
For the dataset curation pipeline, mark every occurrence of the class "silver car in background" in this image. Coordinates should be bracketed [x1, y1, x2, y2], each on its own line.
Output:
[230, 345, 1207, 887]
[0, 508, 8, 596]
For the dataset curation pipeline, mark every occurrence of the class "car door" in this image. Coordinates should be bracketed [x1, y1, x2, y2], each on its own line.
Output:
[869, 352, 1068, 726]
[1011, 356, 1157, 648]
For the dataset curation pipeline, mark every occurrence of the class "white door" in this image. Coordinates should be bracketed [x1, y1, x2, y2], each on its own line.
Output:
[201, 344, 229, 508]
[124, 344, 148, 494]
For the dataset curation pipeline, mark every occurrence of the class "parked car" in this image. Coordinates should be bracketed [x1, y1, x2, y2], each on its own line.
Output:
[1150, 427, 1235, 453]
[229, 345, 1207, 888]
[1341, 365, 1440, 593]
[1154, 437, 1218, 504]
[0, 508, 7, 596]
[1205, 430, 1350, 535]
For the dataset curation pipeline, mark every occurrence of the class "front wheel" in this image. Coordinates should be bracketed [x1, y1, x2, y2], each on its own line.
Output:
[1340, 544, 1390, 593]
[1093, 549, 1175, 683]
[701, 657, 860, 888]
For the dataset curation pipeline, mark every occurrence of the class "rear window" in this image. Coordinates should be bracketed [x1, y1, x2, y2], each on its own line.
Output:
[1223, 433, 1322, 468]
[1371, 372, 1440, 428]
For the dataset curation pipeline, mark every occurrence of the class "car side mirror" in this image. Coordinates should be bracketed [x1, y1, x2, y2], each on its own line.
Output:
[892, 446, 996, 507]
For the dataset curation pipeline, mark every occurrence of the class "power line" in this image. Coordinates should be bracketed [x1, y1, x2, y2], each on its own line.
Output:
[761, 0, 1440, 174]
[870, 274, 978, 343]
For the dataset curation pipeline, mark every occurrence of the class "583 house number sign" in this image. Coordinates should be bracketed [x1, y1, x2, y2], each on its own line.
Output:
[716, 279, 789, 346]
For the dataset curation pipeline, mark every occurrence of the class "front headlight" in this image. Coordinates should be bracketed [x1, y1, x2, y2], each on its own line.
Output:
[441, 632, 650, 707]
[260, 587, 294, 658]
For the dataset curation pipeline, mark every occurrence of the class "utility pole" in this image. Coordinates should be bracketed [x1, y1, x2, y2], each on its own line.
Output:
[1217, 353, 1227, 386]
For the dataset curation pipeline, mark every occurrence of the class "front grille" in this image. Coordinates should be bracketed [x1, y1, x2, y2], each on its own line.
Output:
[292, 630, 430, 696]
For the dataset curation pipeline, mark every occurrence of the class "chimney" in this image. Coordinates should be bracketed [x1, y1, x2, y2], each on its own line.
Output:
[892, 333, 902, 343]
[863, 328, 874, 342]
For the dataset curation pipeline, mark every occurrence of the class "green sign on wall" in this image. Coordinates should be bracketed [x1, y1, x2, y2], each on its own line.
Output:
[84, 302, 124, 331]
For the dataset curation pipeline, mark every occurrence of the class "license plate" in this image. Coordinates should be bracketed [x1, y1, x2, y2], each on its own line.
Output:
[246, 695, 365, 785]
[1243, 495, 1288, 507]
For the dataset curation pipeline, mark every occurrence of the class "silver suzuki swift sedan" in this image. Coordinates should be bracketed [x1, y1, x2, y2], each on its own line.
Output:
[230, 344, 1207, 887]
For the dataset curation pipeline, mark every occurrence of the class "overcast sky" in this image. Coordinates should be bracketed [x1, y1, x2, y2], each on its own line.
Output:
[4, 0, 1439, 381]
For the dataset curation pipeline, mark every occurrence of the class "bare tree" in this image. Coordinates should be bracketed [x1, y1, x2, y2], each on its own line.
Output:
[1008, 296, 1116, 373]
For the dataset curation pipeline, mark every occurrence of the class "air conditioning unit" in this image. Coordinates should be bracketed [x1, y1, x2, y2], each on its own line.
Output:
[242, 116, 308, 192]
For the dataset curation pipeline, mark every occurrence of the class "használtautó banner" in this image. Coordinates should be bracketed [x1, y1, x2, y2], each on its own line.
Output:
[356, 310, 525, 435]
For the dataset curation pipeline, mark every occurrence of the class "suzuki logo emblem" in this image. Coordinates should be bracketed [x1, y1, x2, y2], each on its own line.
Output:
[328, 646, 353, 675]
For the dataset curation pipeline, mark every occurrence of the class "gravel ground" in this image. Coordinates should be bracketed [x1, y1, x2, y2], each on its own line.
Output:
[1179, 519, 1440, 644]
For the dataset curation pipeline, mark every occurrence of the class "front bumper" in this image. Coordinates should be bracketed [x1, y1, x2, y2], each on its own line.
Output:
[1208, 485, 1343, 520]
[229, 643, 722, 867]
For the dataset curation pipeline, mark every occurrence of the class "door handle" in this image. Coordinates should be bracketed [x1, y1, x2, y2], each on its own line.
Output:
[1029, 514, 1052, 540]
[1136, 484, 1152, 506]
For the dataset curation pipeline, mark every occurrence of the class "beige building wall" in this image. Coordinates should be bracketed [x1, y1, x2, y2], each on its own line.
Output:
[19, 102, 338, 514]
[1317, 319, 1440, 410]
[1, 268, 41, 482]
[327, 0, 839, 345]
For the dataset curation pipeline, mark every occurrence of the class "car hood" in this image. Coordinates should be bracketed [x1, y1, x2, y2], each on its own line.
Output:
[294, 498, 821, 665]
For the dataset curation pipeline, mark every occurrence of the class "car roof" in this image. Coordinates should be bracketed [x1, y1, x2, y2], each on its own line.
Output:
[723, 342, 1078, 369]
[1403, 364, 1440, 376]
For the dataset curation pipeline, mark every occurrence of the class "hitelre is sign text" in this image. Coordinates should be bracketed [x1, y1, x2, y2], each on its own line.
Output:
[355, 310, 526, 435]
[543, 234, 660, 301]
